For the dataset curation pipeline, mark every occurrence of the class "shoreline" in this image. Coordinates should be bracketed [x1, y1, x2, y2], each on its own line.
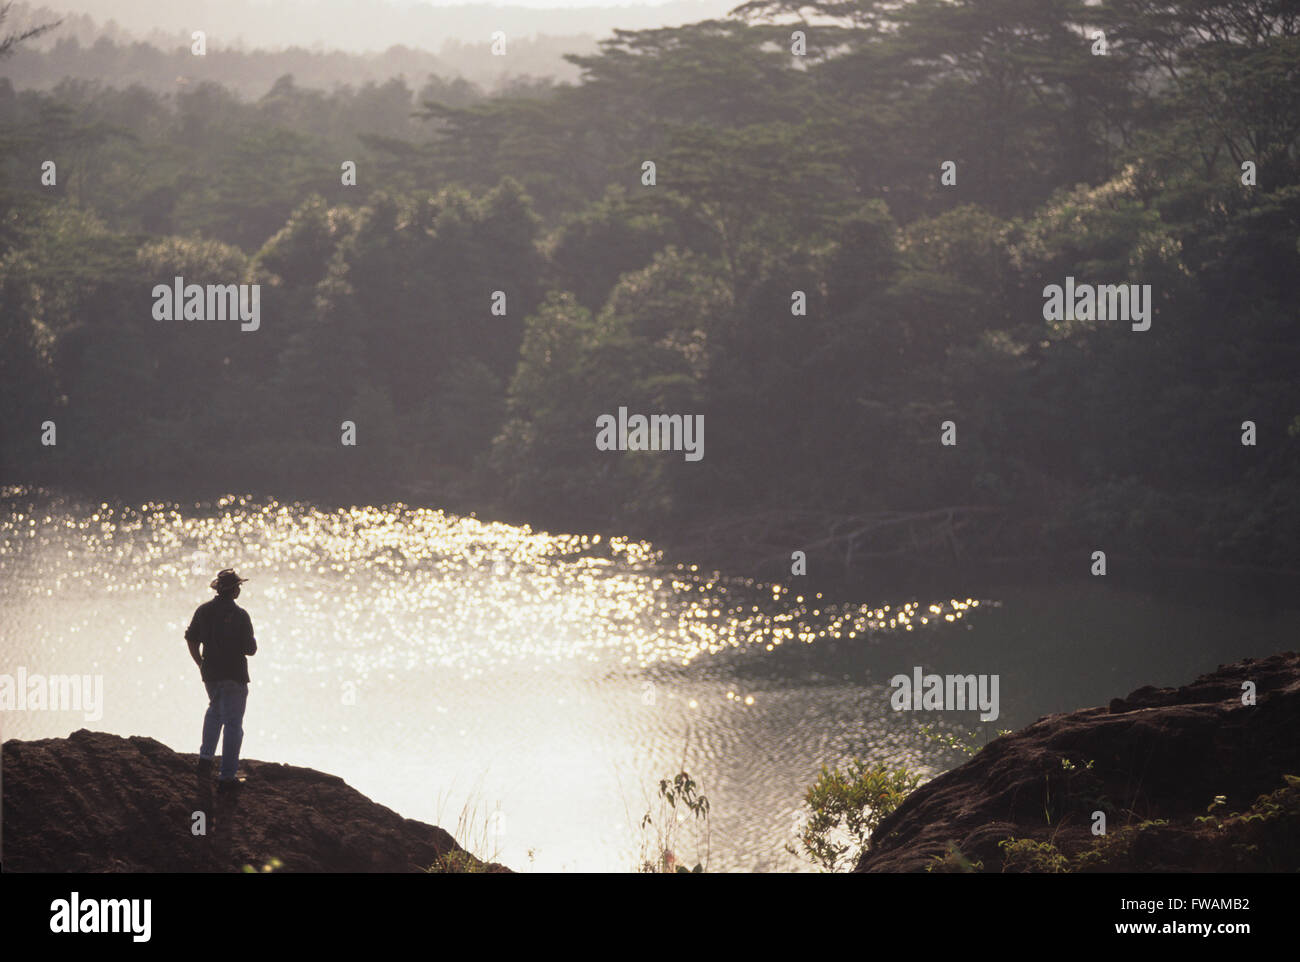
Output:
[7, 484, 1300, 606]
[5, 650, 1297, 872]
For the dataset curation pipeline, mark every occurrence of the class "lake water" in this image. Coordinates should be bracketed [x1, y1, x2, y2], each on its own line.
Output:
[2, 489, 1297, 871]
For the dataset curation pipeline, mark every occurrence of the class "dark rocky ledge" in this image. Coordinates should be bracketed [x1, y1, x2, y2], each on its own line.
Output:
[856, 651, 1300, 872]
[2, 729, 504, 872]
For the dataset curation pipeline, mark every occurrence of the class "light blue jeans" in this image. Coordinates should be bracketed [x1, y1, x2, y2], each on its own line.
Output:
[200, 680, 248, 781]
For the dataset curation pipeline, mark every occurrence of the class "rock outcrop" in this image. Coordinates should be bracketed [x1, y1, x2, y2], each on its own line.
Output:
[856, 651, 1300, 872]
[2, 729, 501, 872]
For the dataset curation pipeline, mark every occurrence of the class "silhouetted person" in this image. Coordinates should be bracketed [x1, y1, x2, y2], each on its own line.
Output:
[187, 568, 257, 789]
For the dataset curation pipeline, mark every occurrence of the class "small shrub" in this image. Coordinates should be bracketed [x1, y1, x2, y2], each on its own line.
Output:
[638, 770, 711, 873]
[1071, 819, 1169, 871]
[428, 848, 488, 874]
[999, 837, 1069, 873]
[919, 724, 1010, 757]
[426, 792, 506, 873]
[240, 857, 283, 873]
[927, 841, 984, 873]
[794, 760, 923, 872]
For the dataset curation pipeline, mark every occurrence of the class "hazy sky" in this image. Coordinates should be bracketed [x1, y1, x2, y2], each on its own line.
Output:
[21, 0, 743, 50]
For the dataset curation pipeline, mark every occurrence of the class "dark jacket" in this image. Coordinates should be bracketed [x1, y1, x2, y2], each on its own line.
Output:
[186, 595, 257, 683]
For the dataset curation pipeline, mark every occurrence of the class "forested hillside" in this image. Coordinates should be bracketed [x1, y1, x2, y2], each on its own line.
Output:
[2, 0, 1298, 571]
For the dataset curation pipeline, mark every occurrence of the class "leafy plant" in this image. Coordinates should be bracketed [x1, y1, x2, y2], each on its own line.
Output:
[927, 841, 984, 873]
[1194, 794, 1231, 826]
[240, 857, 283, 873]
[793, 760, 923, 872]
[999, 837, 1069, 873]
[1044, 754, 1111, 825]
[919, 724, 1010, 757]
[638, 770, 711, 873]
[427, 790, 507, 873]
[429, 848, 488, 874]
[1071, 818, 1169, 871]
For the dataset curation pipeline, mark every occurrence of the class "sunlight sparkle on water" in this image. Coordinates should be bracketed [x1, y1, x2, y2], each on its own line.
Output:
[0, 491, 986, 871]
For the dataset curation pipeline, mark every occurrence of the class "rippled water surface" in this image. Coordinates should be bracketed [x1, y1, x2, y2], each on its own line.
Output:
[3, 492, 1296, 871]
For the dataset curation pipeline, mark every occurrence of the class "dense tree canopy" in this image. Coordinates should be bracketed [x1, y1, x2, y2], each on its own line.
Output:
[2, 0, 1298, 569]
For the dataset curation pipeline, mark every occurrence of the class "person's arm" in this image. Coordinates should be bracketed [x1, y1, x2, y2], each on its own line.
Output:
[243, 612, 257, 656]
[184, 609, 204, 670]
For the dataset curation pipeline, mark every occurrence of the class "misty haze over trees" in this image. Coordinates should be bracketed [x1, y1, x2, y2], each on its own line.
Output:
[1, 0, 739, 94]
[15, 0, 738, 53]
[1, 0, 1298, 575]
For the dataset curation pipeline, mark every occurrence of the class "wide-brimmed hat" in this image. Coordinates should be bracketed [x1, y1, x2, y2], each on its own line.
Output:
[211, 568, 248, 592]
